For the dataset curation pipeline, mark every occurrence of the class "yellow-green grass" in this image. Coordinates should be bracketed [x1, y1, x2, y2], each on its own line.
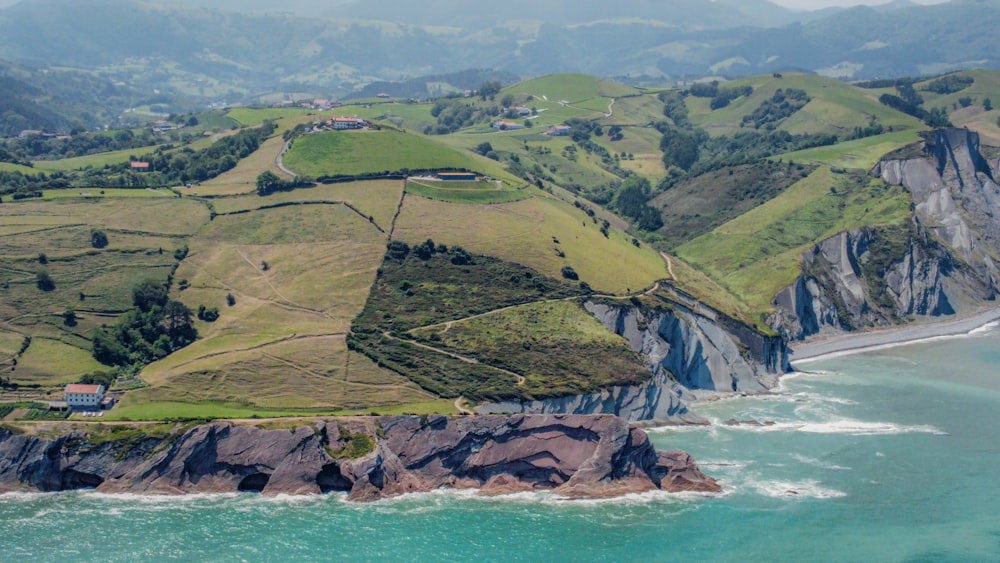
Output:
[104, 396, 457, 421]
[0, 162, 38, 174]
[411, 300, 649, 397]
[283, 129, 517, 183]
[676, 167, 912, 316]
[664, 255, 756, 326]
[140, 336, 436, 410]
[600, 94, 669, 125]
[404, 178, 530, 204]
[142, 205, 391, 407]
[209, 179, 404, 230]
[40, 188, 176, 200]
[1, 195, 209, 236]
[190, 135, 289, 196]
[506, 74, 640, 104]
[688, 73, 924, 137]
[226, 107, 316, 127]
[11, 337, 105, 386]
[913, 70, 1000, 145]
[0, 328, 25, 363]
[775, 130, 922, 170]
[31, 145, 163, 172]
[392, 195, 668, 294]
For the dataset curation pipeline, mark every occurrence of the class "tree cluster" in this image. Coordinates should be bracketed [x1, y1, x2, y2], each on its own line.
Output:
[741, 88, 810, 130]
[91, 279, 197, 368]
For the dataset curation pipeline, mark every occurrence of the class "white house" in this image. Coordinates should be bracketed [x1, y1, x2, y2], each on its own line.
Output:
[64, 384, 106, 410]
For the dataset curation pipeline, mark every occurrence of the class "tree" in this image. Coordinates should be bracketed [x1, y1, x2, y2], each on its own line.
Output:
[256, 170, 282, 196]
[90, 229, 108, 249]
[62, 308, 77, 327]
[162, 300, 196, 344]
[561, 266, 579, 280]
[133, 279, 169, 312]
[985, 98, 993, 111]
[226, 293, 236, 306]
[36, 270, 54, 291]
[475, 142, 494, 156]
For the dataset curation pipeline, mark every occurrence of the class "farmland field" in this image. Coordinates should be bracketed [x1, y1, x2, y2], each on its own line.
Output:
[392, 194, 668, 294]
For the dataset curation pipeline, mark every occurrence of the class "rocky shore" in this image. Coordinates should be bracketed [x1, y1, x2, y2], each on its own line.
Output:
[0, 414, 720, 501]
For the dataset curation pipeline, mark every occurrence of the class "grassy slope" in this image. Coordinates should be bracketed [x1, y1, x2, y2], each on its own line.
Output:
[676, 167, 912, 317]
[141, 203, 435, 411]
[0, 197, 210, 385]
[915, 70, 1000, 145]
[411, 300, 649, 398]
[689, 73, 924, 137]
[283, 129, 519, 183]
[392, 194, 668, 295]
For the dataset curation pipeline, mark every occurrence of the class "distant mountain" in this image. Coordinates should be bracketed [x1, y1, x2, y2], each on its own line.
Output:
[0, 59, 159, 136]
[1, 0, 998, 101]
[347, 69, 520, 100]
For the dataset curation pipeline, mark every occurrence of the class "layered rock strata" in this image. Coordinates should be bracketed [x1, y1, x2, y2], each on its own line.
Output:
[0, 415, 720, 500]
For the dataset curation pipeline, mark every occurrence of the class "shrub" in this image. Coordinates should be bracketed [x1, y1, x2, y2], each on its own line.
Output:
[36, 270, 55, 291]
[90, 229, 108, 249]
[226, 293, 236, 307]
[561, 266, 579, 280]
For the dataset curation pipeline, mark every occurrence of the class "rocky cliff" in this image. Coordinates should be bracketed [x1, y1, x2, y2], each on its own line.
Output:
[0, 415, 720, 500]
[771, 129, 999, 340]
[477, 299, 788, 424]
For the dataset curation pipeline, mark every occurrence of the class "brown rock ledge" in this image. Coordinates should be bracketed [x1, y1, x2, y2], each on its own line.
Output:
[0, 414, 720, 501]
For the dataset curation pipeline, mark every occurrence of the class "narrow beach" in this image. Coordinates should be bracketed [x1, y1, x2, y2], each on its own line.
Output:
[790, 307, 1000, 365]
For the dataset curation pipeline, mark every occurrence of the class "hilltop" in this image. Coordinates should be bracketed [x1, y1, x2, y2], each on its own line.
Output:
[3, 68, 1000, 424]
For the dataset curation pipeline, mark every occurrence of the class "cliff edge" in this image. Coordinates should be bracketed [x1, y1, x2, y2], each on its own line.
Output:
[0, 415, 720, 501]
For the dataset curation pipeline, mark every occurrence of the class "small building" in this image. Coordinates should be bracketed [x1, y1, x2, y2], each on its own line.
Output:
[330, 117, 366, 130]
[64, 384, 106, 411]
[437, 172, 477, 181]
[376, 93, 391, 99]
[18, 130, 44, 138]
[547, 125, 572, 136]
[130, 161, 150, 171]
[493, 120, 524, 131]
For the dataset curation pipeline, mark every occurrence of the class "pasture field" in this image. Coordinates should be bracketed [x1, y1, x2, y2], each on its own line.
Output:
[40, 188, 176, 200]
[283, 129, 516, 182]
[0, 197, 206, 387]
[190, 134, 289, 196]
[404, 178, 529, 204]
[676, 166, 912, 316]
[775, 130, 922, 170]
[688, 73, 924, 138]
[31, 145, 163, 172]
[392, 194, 668, 294]
[210, 179, 404, 230]
[140, 203, 415, 411]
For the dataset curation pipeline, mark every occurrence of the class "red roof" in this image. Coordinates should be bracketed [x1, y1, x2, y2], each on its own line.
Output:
[65, 384, 103, 394]
[130, 161, 150, 169]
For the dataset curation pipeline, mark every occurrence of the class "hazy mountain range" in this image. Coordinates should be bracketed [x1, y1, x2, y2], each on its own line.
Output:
[0, 0, 997, 105]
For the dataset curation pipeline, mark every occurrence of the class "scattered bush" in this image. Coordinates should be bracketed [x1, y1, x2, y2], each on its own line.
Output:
[90, 229, 108, 249]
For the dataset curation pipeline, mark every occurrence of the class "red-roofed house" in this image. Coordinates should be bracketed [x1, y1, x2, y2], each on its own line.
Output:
[64, 384, 106, 410]
[130, 161, 150, 171]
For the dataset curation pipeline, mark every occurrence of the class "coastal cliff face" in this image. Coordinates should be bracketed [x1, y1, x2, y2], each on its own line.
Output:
[0, 415, 720, 500]
[771, 129, 999, 340]
[477, 300, 788, 424]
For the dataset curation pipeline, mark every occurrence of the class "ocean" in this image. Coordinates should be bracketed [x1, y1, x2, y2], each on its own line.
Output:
[3, 326, 999, 562]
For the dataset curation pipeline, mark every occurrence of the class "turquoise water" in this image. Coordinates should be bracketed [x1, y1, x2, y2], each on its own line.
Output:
[3, 328, 1000, 562]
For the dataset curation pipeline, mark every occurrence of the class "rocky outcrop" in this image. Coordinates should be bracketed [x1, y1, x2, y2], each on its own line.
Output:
[0, 415, 720, 500]
[477, 299, 788, 424]
[772, 129, 999, 340]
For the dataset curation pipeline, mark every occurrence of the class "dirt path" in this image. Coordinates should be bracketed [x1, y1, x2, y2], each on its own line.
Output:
[661, 252, 677, 281]
[382, 332, 526, 385]
[275, 139, 296, 178]
[454, 397, 474, 415]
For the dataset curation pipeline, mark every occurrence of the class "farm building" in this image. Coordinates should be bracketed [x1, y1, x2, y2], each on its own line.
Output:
[437, 172, 477, 181]
[493, 120, 525, 131]
[547, 125, 572, 136]
[130, 161, 150, 171]
[330, 117, 366, 130]
[64, 384, 106, 411]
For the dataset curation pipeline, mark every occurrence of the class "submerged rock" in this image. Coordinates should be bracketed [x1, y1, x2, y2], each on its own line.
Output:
[0, 415, 720, 501]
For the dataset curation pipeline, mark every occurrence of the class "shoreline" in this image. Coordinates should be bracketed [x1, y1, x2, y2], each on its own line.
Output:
[789, 306, 1000, 365]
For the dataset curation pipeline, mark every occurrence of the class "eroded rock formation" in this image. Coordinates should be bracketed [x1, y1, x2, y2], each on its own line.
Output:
[0, 415, 720, 500]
